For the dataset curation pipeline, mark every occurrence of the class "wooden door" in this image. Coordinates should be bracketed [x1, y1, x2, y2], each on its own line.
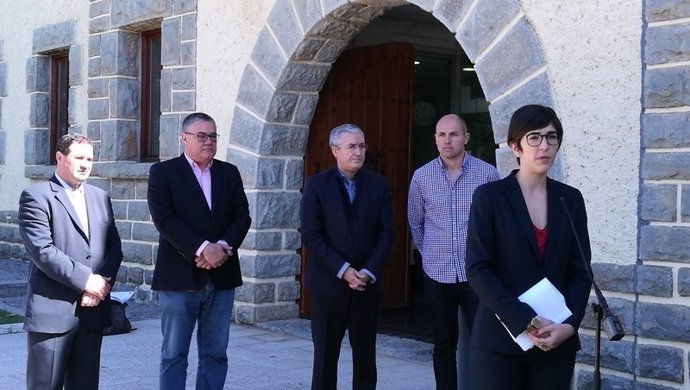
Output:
[300, 42, 414, 316]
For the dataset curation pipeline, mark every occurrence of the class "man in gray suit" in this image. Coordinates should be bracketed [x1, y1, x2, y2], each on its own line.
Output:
[18, 134, 123, 390]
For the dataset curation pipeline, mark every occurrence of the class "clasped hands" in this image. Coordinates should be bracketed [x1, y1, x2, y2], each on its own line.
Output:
[526, 316, 575, 351]
[343, 266, 371, 291]
[81, 274, 111, 307]
[195, 242, 233, 270]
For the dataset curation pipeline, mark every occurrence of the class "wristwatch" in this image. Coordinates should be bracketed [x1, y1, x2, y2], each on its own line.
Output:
[526, 316, 542, 333]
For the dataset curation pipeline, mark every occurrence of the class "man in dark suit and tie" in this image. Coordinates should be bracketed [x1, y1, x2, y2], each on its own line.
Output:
[18, 133, 123, 390]
[300, 123, 394, 390]
[147, 112, 251, 390]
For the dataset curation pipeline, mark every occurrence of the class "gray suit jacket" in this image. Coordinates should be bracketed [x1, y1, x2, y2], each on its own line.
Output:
[18, 175, 122, 333]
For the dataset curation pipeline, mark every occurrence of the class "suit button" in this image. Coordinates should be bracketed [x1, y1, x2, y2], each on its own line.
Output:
[86, 255, 91, 260]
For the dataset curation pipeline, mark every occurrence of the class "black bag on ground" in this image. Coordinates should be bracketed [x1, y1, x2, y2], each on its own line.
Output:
[103, 299, 133, 336]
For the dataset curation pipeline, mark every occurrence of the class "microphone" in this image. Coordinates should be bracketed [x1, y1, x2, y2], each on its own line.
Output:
[560, 197, 625, 341]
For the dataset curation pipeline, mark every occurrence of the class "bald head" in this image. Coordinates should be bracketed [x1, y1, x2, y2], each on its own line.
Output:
[435, 114, 467, 134]
[434, 114, 470, 164]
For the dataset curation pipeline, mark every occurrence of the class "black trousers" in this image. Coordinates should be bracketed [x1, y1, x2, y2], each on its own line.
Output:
[424, 275, 478, 390]
[470, 346, 576, 390]
[310, 286, 380, 390]
[27, 322, 103, 390]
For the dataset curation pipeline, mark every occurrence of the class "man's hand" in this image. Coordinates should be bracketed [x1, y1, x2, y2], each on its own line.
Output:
[201, 243, 228, 268]
[195, 255, 213, 270]
[343, 267, 367, 291]
[84, 274, 111, 300]
[80, 292, 102, 307]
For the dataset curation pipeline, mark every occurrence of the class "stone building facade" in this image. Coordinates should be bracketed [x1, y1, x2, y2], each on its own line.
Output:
[0, 0, 689, 388]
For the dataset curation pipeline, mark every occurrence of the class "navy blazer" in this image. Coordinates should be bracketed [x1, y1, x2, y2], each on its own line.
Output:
[148, 154, 251, 291]
[19, 175, 122, 332]
[300, 167, 394, 297]
[466, 171, 592, 355]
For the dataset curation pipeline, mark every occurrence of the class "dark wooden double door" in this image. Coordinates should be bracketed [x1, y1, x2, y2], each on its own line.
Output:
[300, 42, 414, 316]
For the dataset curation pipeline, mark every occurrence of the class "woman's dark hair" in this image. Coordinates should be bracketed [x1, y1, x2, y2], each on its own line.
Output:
[506, 104, 563, 164]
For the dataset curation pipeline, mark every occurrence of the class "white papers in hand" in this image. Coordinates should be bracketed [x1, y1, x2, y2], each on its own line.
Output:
[497, 277, 572, 351]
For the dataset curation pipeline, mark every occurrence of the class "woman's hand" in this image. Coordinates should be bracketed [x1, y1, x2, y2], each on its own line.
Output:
[528, 321, 575, 352]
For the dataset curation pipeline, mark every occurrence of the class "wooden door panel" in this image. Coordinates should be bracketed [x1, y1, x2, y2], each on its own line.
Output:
[301, 42, 413, 316]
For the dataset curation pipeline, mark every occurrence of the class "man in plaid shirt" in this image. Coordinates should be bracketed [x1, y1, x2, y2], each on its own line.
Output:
[408, 114, 499, 390]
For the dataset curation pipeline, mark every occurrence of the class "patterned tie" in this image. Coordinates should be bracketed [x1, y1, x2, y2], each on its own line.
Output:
[344, 177, 356, 204]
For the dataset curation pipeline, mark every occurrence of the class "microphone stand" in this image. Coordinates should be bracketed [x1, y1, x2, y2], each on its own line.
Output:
[560, 198, 625, 390]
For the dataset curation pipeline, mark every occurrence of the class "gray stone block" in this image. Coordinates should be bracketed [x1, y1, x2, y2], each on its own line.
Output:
[0, 225, 21, 243]
[0, 63, 6, 97]
[26, 56, 50, 93]
[172, 91, 195, 111]
[241, 231, 282, 251]
[268, 0, 303, 57]
[679, 267, 690, 296]
[144, 269, 154, 286]
[249, 191, 301, 229]
[88, 57, 101, 77]
[90, 0, 110, 18]
[99, 120, 138, 161]
[634, 381, 679, 390]
[682, 185, 690, 222]
[640, 225, 690, 263]
[179, 14, 197, 40]
[254, 303, 298, 322]
[645, 23, 690, 65]
[111, 0, 171, 28]
[89, 15, 110, 34]
[581, 297, 634, 336]
[575, 370, 634, 390]
[89, 35, 101, 57]
[29, 93, 49, 128]
[285, 159, 304, 190]
[172, 66, 195, 90]
[0, 131, 5, 165]
[158, 113, 182, 159]
[276, 280, 300, 301]
[638, 265, 673, 297]
[433, 0, 471, 32]
[68, 45, 82, 86]
[456, 0, 519, 61]
[128, 201, 151, 221]
[91, 162, 153, 179]
[115, 221, 132, 240]
[100, 31, 138, 77]
[161, 17, 181, 66]
[240, 253, 300, 278]
[259, 123, 308, 156]
[637, 301, 690, 342]
[109, 77, 139, 118]
[310, 17, 365, 42]
[643, 112, 690, 148]
[267, 92, 299, 123]
[88, 78, 109, 98]
[127, 266, 144, 285]
[314, 39, 349, 63]
[24, 129, 49, 165]
[180, 41, 196, 66]
[646, 0, 690, 22]
[122, 241, 154, 265]
[229, 108, 265, 153]
[643, 67, 690, 108]
[292, 0, 324, 33]
[252, 28, 288, 86]
[642, 152, 690, 180]
[577, 334, 634, 373]
[475, 17, 545, 102]
[283, 230, 301, 250]
[640, 183, 676, 222]
[636, 344, 684, 382]
[277, 62, 330, 92]
[235, 281, 276, 303]
[33, 20, 75, 53]
[237, 65, 276, 118]
[132, 222, 159, 242]
[160, 68, 172, 112]
[112, 200, 128, 220]
[111, 179, 136, 199]
[174, 0, 197, 15]
[495, 146, 517, 177]
[591, 263, 635, 294]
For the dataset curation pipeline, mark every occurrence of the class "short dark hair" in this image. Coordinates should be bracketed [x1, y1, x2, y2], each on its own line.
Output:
[182, 112, 216, 132]
[507, 104, 563, 162]
[57, 133, 92, 155]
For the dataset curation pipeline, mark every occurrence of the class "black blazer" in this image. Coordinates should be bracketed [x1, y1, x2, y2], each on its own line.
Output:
[466, 171, 592, 355]
[148, 155, 251, 291]
[300, 167, 394, 297]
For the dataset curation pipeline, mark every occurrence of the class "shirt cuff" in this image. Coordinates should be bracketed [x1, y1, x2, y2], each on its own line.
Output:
[361, 268, 376, 284]
[195, 240, 210, 257]
[337, 262, 351, 279]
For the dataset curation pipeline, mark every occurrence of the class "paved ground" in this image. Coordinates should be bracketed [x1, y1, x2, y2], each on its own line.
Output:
[0, 258, 435, 389]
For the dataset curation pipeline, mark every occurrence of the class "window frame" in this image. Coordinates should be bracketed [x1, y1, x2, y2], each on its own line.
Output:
[49, 52, 69, 165]
[140, 28, 162, 162]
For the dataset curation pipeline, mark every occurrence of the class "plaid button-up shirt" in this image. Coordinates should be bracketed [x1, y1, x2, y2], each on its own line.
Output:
[408, 154, 500, 283]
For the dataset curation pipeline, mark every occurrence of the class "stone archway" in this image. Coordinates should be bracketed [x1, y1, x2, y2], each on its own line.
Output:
[226, 0, 556, 324]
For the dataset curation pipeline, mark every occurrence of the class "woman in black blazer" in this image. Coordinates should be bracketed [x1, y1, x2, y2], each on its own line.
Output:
[466, 105, 592, 389]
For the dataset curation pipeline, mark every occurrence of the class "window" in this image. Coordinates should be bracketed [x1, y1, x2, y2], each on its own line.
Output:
[140, 29, 161, 161]
[50, 53, 69, 164]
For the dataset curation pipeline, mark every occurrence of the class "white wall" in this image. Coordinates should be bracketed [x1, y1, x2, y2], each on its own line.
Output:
[522, 0, 642, 265]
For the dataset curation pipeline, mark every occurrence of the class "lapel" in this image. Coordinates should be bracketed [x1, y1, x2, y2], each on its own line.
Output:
[50, 176, 89, 242]
[175, 155, 212, 215]
[327, 167, 353, 211]
[210, 161, 222, 215]
[503, 172, 539, 260]
[543, 179, 565, 267]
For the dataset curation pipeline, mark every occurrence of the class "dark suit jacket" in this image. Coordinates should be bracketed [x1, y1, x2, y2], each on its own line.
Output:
[18, 175, 123, 333]
[300, 167, 394, 297]
[466, 171, 592, 355]
[148, 154, 251, 291]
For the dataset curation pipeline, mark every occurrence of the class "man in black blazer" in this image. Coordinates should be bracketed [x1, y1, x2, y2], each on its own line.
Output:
[148, 112, 251, 390]
[300, 123, 394, 390]
[18, 134, 122, 390]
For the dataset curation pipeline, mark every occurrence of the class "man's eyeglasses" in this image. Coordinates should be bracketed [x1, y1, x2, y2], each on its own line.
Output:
[335, 143, 368, 152]
[184, 132, 219, 143]
[524, 132, 559, 147]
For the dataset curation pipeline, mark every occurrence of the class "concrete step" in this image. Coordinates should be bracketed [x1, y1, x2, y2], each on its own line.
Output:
[0, 281, 26, 298]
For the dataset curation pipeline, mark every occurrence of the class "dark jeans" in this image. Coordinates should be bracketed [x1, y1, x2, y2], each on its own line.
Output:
[424, 274, 478, 390]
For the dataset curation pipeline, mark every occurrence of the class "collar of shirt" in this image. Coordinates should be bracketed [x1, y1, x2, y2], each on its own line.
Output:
[184, 153, 213, 173]
[435, 153, 469, 172]
[55, 172, 84, 195]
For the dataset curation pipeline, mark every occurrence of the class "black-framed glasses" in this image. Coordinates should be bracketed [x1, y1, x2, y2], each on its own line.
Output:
[525, 132, 559, 147]
[184, 132, 219, 143]
[336, 143, 368, 152]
